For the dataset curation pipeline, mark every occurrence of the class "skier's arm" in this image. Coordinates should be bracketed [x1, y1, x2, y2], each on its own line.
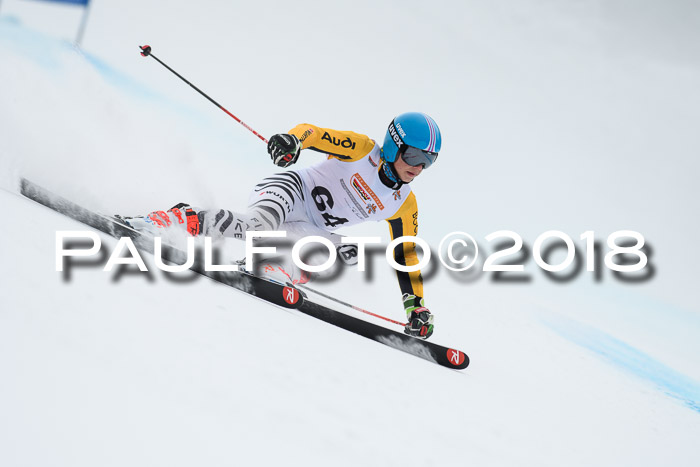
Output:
[385, 192, 424, 300]
[288, 124, 376, 162]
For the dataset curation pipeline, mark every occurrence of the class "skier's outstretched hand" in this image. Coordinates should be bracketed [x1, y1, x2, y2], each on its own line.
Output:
[403, 294, 434, 339]
[268, 134, 302, 167]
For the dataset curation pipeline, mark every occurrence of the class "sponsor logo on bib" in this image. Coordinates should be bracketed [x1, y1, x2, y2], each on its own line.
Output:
[350, 173, 384, 211]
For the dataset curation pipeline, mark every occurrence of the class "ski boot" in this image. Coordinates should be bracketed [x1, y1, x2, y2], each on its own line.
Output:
[114, 203, 202, 236]
[258, 261, 311, 287]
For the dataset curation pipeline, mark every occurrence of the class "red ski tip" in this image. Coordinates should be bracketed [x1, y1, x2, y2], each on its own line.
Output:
[446, 349, 466, 367]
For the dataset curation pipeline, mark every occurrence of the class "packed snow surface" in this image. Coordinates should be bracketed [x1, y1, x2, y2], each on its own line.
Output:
[1, 1, 699, 466]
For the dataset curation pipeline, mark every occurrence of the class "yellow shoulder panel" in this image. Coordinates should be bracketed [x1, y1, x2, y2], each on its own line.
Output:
[289, 124, 375, 162]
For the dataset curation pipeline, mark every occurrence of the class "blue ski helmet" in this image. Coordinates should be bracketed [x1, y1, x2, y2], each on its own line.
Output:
[382, 112, 442, 168]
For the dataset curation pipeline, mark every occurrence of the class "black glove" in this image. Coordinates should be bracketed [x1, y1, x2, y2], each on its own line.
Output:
[268, 134, 302, 167]
[403, 294, 434, 339]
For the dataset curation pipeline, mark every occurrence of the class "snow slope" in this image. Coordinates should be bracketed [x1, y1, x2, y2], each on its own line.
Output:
[2, 2, 700, 466]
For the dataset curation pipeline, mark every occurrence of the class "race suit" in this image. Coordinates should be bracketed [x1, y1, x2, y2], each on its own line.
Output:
[196, 124, 424, 301]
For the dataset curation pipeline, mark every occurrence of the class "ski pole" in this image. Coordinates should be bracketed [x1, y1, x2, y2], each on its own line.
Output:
[139, 45, 268, 144]
[296, 284, 407, 327]
[139, 45, 405, 328]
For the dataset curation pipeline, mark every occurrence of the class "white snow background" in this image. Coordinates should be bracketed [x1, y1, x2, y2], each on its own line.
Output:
[1, 1, 699, 466]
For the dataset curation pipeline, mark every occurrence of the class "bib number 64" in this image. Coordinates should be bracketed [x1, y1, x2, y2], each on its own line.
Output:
[311, 186, 349, 228]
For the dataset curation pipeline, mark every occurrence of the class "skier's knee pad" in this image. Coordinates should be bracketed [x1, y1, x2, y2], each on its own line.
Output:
[336, 244, 359, 266]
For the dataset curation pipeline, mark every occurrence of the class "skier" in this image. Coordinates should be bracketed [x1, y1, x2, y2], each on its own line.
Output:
[124, 112, 441, 339]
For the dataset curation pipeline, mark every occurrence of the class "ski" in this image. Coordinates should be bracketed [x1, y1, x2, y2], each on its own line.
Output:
[298, 300, 469, 370]
[20, 178, 469, 370]
[19, 178, 303, 310]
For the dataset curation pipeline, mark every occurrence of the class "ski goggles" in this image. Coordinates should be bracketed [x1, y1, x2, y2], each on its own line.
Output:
[399, 145, 439, 169]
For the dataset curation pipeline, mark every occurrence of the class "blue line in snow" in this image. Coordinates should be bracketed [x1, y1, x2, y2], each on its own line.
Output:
[542, 316, 700, 414]
[0, 16, 204, 119]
